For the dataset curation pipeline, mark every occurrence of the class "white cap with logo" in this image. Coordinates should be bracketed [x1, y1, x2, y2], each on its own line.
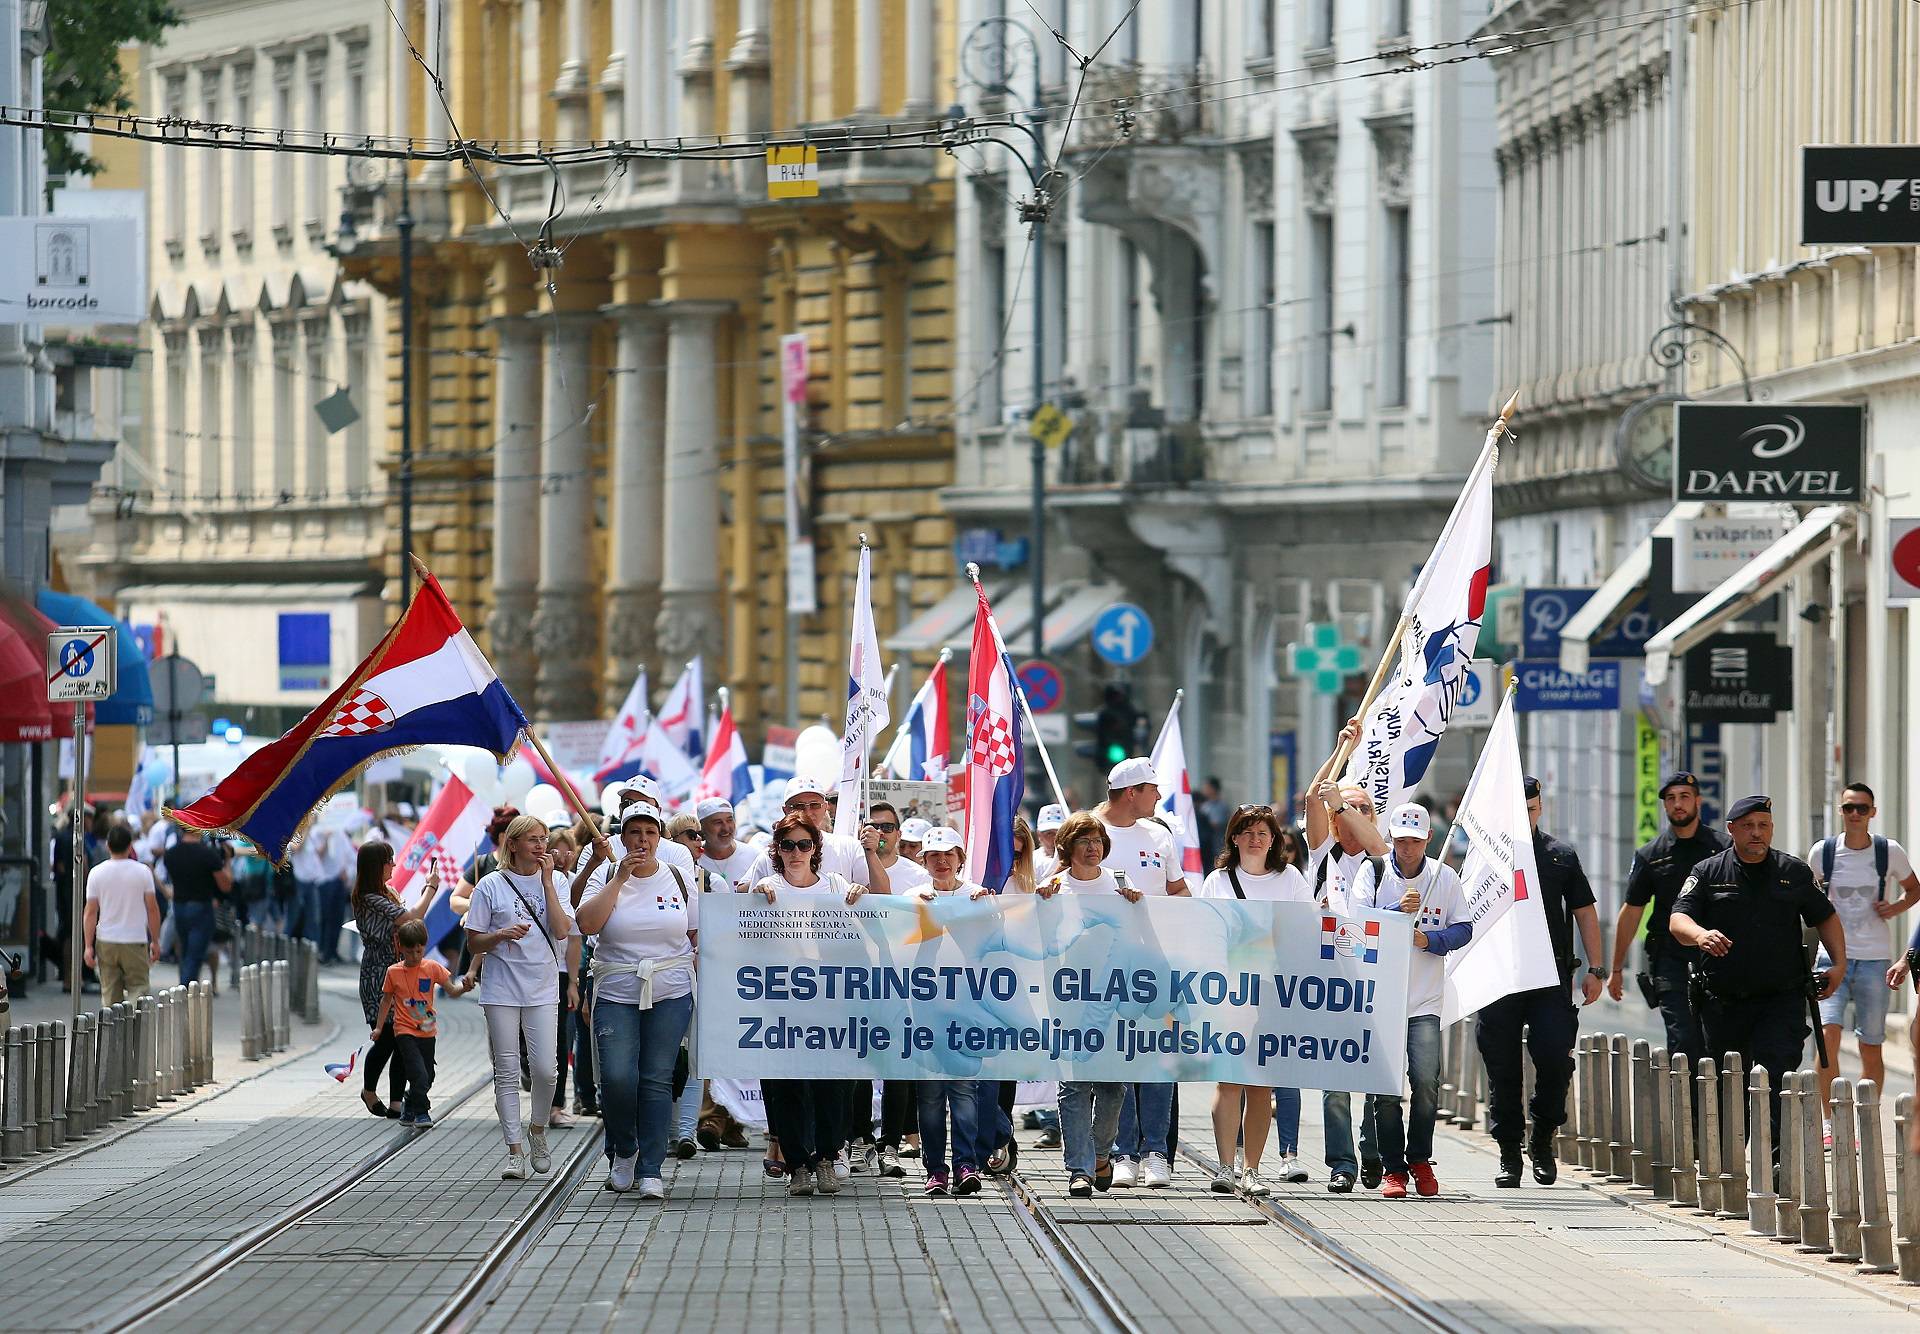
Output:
[784, 775, 831, 802]
[919, 826, 964, 854]
[899, 817, 932, 844]
[1036, 802, 1068, 832]
[695, 797, 733, 821]
[1387, 803, 1431, 839]
[1106, 757, 1156, 791]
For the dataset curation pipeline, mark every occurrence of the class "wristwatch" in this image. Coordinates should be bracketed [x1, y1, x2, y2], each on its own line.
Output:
[1586, 967, 1606, 980]
[1330, 803, 1350, 816]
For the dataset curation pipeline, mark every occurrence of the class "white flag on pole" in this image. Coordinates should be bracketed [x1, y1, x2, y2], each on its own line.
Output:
[836, 543, 890, 835]
[1440, 687, 1559, 1024]
[1148, 698, 1204, 880]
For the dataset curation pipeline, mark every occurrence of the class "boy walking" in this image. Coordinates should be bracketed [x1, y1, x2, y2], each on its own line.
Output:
[371, 920, 474, 1126]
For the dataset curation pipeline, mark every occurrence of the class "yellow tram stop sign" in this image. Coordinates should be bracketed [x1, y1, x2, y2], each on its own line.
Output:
[767, 145, 820, 199]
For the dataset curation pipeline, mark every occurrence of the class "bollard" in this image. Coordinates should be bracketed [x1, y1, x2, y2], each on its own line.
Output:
[33, 1022, 55, 1152]
[1557, 1038, 1580, 1166]
[1670, 1051, 1698, 1208]
[274, 958, 290, 1050]
[1696, 1059, 1723, 1213]
[1828, 1078, 1863, 1263]
[286, 943, 303, 1023]
[163, 988, 183, 1098]
[1458, 1027, 1481, 1130]
[18, 1025, 39, 1152]
[1777, 1069, 1804, 1241]
[1650, 1045, 1672, 1200]
[1521, 1023, 1537, 1127]
[153, 991, 175, 1101]
[1718, 1053, 1746, 1218]
[65, 1014, 93, 1136]
[95, 1007, 118, 1123]
[1855, 1080, 1896, 1274]
[112, 1003, 132, 1119]
[130, 998, 150, 1111]
[202, 980, 216, 1084]
[1589, 1037, 1611, 1175]
[187, 983, 203, 1086]
[1629, 1039, 1653, 1188]
[240, 966, 258, 1061]
[1, 1027, 27, 1161]
[1438, 1023, 1460, 1123]
[1896, 1093, 1920, 1282]
[302, 942, 320, 1022]
[1747, 1066, 1776, 1236]
[1608, 1036, 1631, 1182]
[1798, 1070, 1832, 1253]
[48, 1019, 67, 1145]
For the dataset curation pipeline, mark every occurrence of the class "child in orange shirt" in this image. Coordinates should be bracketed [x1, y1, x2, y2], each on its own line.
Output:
[372, 920, 474, 1126]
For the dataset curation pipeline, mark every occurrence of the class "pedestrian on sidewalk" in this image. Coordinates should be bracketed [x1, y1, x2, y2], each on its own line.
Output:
[1808, 782, 1919, 1146]
[543, 819, 584, 1129]
[371, 919, 474, 1126]
[352, 840, 451, 1119]
[1200, 803, 1313, 1196]
[466, 815, 576, 1181]
[576, 801, 695, 1200]
[162, 825, 232, 989]
[1353, 804, 1472, 1199]
[84, 824, 161, 1005]
[908, 827, 994, 1197]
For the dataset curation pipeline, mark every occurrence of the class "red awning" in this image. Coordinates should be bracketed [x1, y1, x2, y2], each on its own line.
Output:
[0, 591, 91, 742]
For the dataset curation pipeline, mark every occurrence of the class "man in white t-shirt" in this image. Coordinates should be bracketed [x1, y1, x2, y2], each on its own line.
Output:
[1350, 804, 1471, 1200]
[733, 776, 888, 892]
[866, 800, 930, 894]
[1809, 781, 1920, 1121]
[84, 824, 162, 1005]
[696, 798, 760, 888]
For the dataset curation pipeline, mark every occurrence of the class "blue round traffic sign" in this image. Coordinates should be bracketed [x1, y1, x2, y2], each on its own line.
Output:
[1457, 665, 1482, 708]
[1091, 603, 1153, 666]
[59, 638, 95, 677]
[1015, 660, 1064, 714]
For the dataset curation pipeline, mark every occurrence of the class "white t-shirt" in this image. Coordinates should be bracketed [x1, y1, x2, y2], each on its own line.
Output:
[1199, 864, 1312, 903]
[86, 858, 156, 944]
[881, 857, 931, 894]
[1809, 836, 1913, 961]
[1306, 838, 1376, 909]
[1033, 848, 1060, 882]
[590, 866, 698, 1005]
[1351, 855, 1467, 1019]
[1101, 817, 1182, 894]
[700, 842, 761, 888]
[752, 870, 853, 899]
[1041, 867, 1126, 897]
[912, 878, 985, 900]
[739, 832, 873, 890]
[467, 869, 571, 1007]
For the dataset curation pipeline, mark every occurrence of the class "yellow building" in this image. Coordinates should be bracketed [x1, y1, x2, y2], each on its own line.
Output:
[347, 0, 957, 738]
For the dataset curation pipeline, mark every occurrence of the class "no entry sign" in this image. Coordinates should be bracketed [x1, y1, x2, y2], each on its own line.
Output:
[1888, 518, 1920, 602]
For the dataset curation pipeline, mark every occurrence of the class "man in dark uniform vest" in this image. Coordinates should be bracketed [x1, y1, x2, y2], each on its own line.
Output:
[1669, 794, 1844, 1154]
[1610, 771, 1730, 1063]
[1475, 776, 1604, 1188]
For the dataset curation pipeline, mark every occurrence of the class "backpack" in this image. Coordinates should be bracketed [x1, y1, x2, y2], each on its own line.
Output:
[1815, 836, 1890, 901]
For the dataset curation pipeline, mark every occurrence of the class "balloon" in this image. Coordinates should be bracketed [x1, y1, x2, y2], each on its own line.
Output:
[599, 781, 624, 819]
[456, 749, 501, 805]
[794, 725, 841, 782]
[498, 756, 537, 805]
[525, 783, 566, 823]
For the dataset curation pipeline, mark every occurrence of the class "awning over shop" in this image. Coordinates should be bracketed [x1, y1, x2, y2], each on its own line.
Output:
[1642, 504, 1857, 685]
[1040, 582, 1126, 655]
[35, 588, 154, 725]
[0, 592, 89, 742]
[886, 582, 1008, 653]
[1558, 503, 1703, 673]
[949, 583, 1038, 653]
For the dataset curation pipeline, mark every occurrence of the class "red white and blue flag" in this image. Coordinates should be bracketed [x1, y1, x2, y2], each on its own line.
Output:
[879, 655, 950, 783]
[836, 544, 890, 835]
[392, 772, 492, 964]
[655, 658, 705, 765]
[697, 699, 755, 805]
[1320, 917, 1381, 964]
[1148, 698, 1204, 878]
[170, 564, 527, 864]
[324, 1048, 360, 1082]
[1344, 429, 1497, 823]
[595, 666, 650, 782]
[961, 584, 1024, 891]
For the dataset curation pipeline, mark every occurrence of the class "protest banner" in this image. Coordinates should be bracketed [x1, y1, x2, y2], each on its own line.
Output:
[696, 892, 1411, 1093]
[867, 779, 949, 826]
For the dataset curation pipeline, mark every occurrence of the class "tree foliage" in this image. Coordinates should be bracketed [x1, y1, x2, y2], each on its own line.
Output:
[43, 0, 181, 183]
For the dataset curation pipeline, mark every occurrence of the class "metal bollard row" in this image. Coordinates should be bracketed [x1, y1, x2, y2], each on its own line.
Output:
[1897, 1093, 1920, 1282]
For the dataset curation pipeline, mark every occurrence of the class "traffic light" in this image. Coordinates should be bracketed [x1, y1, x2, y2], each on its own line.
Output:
[1096, 683, 1138, 767]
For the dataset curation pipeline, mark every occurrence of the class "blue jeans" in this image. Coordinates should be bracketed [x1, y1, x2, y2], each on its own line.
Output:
[914, 1080, 980, 1175]
[1371, 1014, 1442, 1174]
[1060, 1081, 1125, 1176]
[573, 947, 597, 1108]
[290, 879, 325, 948]
[1818, 955, 1892, 1044]
[1322, 1090, 1379, 1177]
[174, 900, 215, 988]
[673, 1068, 702, 1140]
[1113, 1082, 1174, 1160]
[1273, 1086, 1302, 1155]
[594, 995, 693, 1175]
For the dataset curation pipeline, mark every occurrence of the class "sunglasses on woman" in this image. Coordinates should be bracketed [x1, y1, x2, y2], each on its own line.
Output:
[776, 838, 815, 853]
[1234, 804, 1275, 818]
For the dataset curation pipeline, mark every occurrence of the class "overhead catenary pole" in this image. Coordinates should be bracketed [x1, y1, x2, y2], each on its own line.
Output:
[397, 170, 416, 613]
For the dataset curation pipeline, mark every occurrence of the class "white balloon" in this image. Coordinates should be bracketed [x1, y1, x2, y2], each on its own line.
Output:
[498, 756, 537, 805]
[599, 781, 623, 819]
[794, 725, 841, 781]
[525, 783, 566, 823]
[456, 750, 501, 804]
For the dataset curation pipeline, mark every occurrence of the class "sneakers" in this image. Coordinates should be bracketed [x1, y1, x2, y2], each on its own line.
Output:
[697, 1125, 722, 1151]
[1111, 1158, 1139, 1188]
[986, 1145, 1013, 1175]
[548, 1108, 578, 1128]
[853, 1141, 877, 1174]
[1381, 1172, 1410, 1199]
[1327, 1171, 1356, 1193]
[954, 1167, 983, 1196]
[1211, 1166, 1238, 1194]
[501, 1145, 531, 1180]
[1241, 1170, 1271, 1198]
[408, 1112, 434, 1129]
[1360, 1161, 1384, 1190]
[817, 1160, 844, 1195]
[1409, 1161, 1440, 1198]
[528, 1126, 552, 1174]
[1037, 1126, 1062, 1149]
[788, 1166, 816, 1196]
[1140, 1153, 1171, 1188]
[606, 1153, 637, 1193]
[1279, 1153, 1308, 1183]
[673, 1137, 698, 1160]
[898, 1141, 921, 1159]
[637, 1177, 666, 1200]
[1068, 1173, 1094, 1197]
[879, 1149, 905, 1178]
[831, 1150, 851, 1185]
[1494, 1146, 1523, 1189]
[924, 1170, 951, 1197]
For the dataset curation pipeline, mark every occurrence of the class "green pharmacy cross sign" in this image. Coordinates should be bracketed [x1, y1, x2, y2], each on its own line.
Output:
[1287, 622, 1364, 695]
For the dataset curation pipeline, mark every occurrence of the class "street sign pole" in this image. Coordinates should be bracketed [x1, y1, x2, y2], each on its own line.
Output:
[71, 700, 84, 1026]
[168, 653, 181, 806]
[47, 626, 113, 1023]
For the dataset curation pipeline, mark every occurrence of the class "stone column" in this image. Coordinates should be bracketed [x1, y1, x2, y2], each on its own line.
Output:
[654, 303, 728, 667]
[854, 0, 883, 118]
[902, 0, 933, 120]
[726, 0, 771, 194]
[531, 315, 599, 719]
[604, 308, 667, 708]
[600, 0, 638, 140]
[420, 0, 450, 184]
[486, 316, 542, 705]
[553, 0, 590, 140]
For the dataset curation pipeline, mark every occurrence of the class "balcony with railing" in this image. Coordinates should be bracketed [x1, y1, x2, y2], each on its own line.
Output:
[1065, 61, 1213, 153]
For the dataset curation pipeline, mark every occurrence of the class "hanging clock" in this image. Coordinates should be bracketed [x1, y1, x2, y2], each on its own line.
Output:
[1614, 392, 1687, 495]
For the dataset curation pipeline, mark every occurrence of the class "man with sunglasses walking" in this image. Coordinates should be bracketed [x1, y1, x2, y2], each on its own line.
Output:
[1809, 782, 1920, 1143]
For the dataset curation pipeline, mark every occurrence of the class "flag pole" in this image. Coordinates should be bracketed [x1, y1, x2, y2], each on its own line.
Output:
[857, 533, 872, 825]
[967, 562, 1066, 811]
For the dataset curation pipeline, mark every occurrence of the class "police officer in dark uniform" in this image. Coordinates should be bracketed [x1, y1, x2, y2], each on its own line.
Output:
[1609, 772, 1730, 1063]
[1669, 794, 1845, 1153]
[1475, 776, 1604, 1188]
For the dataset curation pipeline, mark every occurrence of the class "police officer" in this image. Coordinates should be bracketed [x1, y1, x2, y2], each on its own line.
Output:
[1609, 772, 1729, 1063]
[1669, 794, 1845, 1154]
[1475, 776, 1604, 1188]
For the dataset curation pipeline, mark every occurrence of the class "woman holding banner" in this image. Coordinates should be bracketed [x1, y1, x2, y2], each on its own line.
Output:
[751, 813, 864, 1196]
[576, 802, 696, 1199]
[351, 840, 447, 1119]
[1199, 806, 1313, 1195]
[908, 827, 995, 1195]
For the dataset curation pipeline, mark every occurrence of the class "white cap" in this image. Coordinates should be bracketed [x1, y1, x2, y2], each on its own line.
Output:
[397, 802, 417, 819]
[1387, 803, 1431, 839]
[920, 826, 964, 854]
[900, 817, 932, 843]
[695, 797, 733, 821]
[620, 799, 664, 830]
[1036, 802, 1068, 832]
[1107, 757, 1156, 791]
[542, 811, 573, 832]
[784, 775, 831, 802]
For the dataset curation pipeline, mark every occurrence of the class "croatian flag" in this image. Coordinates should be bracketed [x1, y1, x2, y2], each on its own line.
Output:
[697, 700, 754, 805]
[961, 583, 1024, 891]
[392, 772, 492, 963]
[1320, 917, 1381, 964]
[1344, 428, 1497, 825]
[324, 1049, 359, 1082]
[1148, 699, 1204, 878]
[595, 666, 650, 782]
[880, 656, 951, 783]
[836, 543, 890, 835]
[170, 564, 526, 864]
[656, 659, 705, 765]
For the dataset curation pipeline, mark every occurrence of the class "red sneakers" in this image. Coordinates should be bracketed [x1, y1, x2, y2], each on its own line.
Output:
[1381, 1172, 1409, 1199]
[1409, 1161, 1440, 1197]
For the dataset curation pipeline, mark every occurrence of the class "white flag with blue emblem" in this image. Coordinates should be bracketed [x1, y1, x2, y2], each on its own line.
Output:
[836, 542, 890, 835]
